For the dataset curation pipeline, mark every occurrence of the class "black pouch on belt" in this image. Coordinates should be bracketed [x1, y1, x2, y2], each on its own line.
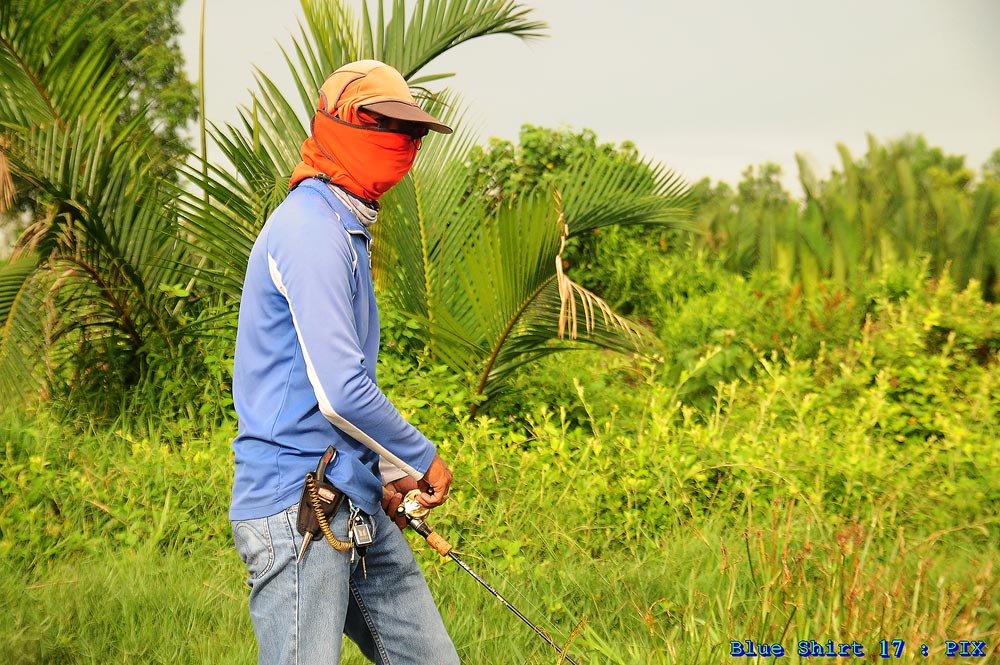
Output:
[296, 446, 347, 538]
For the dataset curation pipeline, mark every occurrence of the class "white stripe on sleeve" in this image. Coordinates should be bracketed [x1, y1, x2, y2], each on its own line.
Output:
[268, 253, 423, 480]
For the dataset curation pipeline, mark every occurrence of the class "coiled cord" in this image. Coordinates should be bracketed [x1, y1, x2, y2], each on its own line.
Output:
[304, 472, 352, 551]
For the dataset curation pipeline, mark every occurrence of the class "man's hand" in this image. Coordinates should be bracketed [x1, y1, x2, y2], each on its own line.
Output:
[381, 476, 417, 529]
[417, 453, 452, 509]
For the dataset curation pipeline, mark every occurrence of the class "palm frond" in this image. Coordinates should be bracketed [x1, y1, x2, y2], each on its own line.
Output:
[556, 153, 694, 234]
[2, 102, 190, 402]
[552, 196, 641, 343]
[0, 0, 138, 131]
[0, 0, 66, 127]
[376, 90, 483, 312]
[479, 278, 652, 395]
[360, 0, 547, 79]
[383, 174, 651, 405]
[295, 0, 361, 112]
[1, 0, 143, 215]
[0, 255, 50, 403]
[464, 194, 652, 400]
[0, 252, 37, 327]
[174, 155, 263, 304]
[17, 119, 185, 302]
[0, 138, 13, 211]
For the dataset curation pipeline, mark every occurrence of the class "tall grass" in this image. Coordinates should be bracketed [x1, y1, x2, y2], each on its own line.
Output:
[1, 276, 997, 663]
[1, 550, 253, 665]
[1, 497, 994, 663]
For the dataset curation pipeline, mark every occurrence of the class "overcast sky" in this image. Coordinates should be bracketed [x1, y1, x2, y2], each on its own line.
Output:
[177, 0, 1000, 194]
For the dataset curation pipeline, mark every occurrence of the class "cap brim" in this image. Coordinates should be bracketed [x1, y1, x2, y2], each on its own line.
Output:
[361, 100, 453, 134]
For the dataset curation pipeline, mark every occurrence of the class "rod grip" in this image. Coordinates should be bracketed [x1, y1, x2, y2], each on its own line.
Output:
[426, 531, 453, 557]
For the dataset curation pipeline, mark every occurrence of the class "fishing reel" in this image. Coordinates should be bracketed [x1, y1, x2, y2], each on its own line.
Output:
[399, 489, 451, 556]
[400, 489, 429, 520]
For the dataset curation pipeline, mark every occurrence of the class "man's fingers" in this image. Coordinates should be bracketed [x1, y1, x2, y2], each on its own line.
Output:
[416, 481, 449, 508]
[412, 453, 453, 508]
[417, 493, 444, 508]
[383, 478, 420, 529]
[380, 485, 409, 528]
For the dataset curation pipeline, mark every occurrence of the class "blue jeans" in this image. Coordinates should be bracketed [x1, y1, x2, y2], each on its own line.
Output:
[232, 503, 460, 665]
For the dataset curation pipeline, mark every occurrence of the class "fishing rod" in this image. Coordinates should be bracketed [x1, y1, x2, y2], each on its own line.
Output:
[400, 490, 580, 665]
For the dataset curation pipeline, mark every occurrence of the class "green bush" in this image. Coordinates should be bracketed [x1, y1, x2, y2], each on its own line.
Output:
[0, 412, 234, 566]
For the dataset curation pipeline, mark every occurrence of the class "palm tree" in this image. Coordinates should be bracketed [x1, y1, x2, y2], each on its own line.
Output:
[2, 0, 694, 417]
[181, 0, 692, 412]
[0, 0, 192, 408]
[794, 135, 1000, 298]
[377, 127, 692, 411]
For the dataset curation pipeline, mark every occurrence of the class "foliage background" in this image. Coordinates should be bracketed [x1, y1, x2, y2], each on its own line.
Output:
[1, 0, 998, 663]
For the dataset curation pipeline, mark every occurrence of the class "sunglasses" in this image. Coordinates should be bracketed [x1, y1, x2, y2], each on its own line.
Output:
[359, 110, 429, 139]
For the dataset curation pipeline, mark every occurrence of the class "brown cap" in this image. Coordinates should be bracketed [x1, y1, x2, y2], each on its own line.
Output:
[318, 59, 453, 134]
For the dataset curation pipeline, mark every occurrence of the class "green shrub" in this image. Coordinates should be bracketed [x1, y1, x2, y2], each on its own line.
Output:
[0, 412, 235, 566]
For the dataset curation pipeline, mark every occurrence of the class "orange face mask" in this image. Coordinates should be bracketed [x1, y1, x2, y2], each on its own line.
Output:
[290, 107, 420, 201]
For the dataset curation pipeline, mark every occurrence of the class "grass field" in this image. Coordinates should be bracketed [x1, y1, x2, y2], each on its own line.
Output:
[2, 374, 997, 662]
[2, 279, 998, 663]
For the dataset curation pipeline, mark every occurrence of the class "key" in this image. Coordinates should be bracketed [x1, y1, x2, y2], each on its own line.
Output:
[351, 510, 373, 578]
[352, 513, 373, 548]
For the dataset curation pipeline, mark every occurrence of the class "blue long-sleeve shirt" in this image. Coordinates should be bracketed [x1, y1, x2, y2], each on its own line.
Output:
[229, 178, 436, 520]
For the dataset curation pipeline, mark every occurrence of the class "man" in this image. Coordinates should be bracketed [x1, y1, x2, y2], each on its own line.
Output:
[229, 59, 460, 665]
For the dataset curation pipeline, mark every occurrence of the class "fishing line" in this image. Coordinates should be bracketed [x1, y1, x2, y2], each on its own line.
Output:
[402, 491, 581, 664]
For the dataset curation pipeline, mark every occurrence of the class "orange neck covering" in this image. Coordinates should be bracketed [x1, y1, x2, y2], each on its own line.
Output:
[289, 104, 419, 202]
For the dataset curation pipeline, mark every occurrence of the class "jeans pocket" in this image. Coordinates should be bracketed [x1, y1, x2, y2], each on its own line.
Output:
[232, 518, 274, 587]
